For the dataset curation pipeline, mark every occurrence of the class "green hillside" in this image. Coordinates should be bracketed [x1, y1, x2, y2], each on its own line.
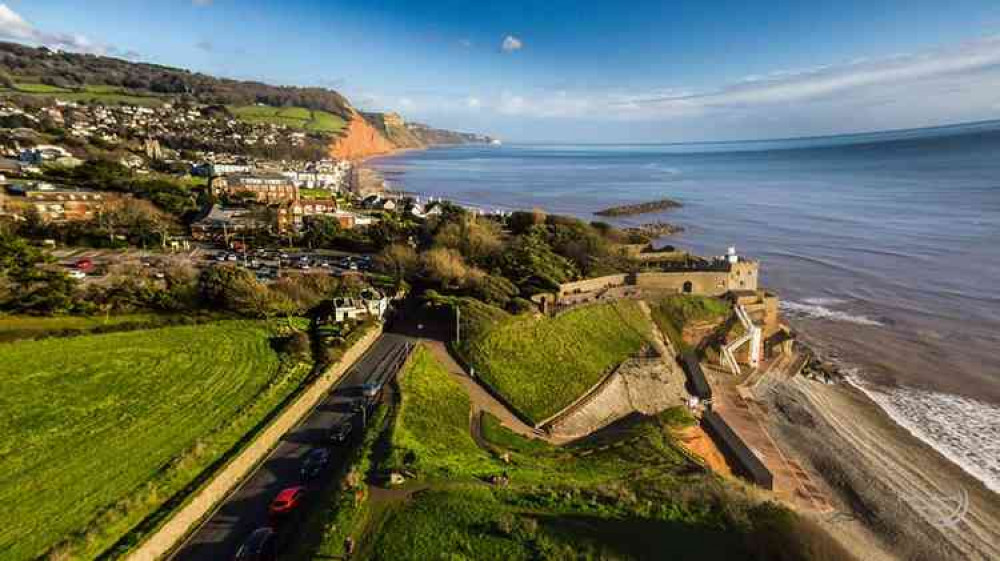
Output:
[229, 104, 347, 133]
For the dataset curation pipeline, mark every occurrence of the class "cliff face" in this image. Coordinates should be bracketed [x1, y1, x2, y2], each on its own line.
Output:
[329, 111, 398, 160]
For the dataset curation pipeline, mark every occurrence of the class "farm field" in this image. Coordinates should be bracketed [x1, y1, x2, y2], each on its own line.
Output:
[229, 104, 348, 133]
[0, 320, 313, 560]
[2, 83, 166, 106]
[457, 300, 655, 423]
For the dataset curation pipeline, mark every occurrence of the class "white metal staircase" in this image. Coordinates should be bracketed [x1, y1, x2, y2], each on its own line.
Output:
[723, 305, 761, 376]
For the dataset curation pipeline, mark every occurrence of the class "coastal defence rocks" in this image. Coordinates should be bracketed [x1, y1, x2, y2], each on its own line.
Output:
[594, 198, 683, 217]
[329, 111, 397, 160]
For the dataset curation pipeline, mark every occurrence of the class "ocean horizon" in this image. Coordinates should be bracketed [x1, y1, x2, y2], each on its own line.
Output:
[370, 121, 1000, 493]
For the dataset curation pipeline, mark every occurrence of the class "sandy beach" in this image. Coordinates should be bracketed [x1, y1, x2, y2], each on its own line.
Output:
[759, 374, 1000, 561]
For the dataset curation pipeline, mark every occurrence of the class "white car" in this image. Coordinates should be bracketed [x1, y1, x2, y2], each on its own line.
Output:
[68, 270, 87, 280]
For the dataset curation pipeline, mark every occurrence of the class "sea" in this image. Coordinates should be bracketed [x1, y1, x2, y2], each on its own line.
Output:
[368, 121, 1000, 493]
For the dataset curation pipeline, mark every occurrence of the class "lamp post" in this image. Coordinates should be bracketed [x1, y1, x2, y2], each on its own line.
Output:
[455, 305, 461, 345]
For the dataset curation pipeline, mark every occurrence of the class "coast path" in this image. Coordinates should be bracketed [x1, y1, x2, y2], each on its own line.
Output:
[792, 378, 1000, 561]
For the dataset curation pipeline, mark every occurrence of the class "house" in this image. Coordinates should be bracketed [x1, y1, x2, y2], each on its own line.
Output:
[360, 194, 397, 212]
[211, 173, 299, 204]
[190, 205, 257, 241]
[330, 288, 389, 322]
[4, 182, 111, 222]
[277, 199, 341, 231]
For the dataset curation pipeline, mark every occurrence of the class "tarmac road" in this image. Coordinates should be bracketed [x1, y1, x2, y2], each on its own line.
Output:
[172, 333, 412, 561]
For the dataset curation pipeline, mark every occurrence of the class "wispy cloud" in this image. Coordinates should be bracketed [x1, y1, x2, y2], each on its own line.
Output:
[0, 3, 138, 58]
[634, 35, 1000, 109]
[501, 35, 523, 53]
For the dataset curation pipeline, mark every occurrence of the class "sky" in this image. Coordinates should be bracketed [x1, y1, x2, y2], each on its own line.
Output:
[2, 0, 1000, 142]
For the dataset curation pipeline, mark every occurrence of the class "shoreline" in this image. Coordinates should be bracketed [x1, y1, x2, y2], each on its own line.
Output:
[763, 365, 1000, 560]
[366, 145, 1000, 506]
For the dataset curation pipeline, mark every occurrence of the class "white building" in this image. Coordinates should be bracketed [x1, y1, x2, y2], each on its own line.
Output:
[331, 289, 389, 322]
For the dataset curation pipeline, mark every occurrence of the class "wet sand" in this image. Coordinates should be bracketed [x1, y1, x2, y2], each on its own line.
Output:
[761, 376, 1000, 561]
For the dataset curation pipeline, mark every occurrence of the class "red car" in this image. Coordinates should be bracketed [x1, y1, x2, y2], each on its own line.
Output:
[268, 486, 306, 517]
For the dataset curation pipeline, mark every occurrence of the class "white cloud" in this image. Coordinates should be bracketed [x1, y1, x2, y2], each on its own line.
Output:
[459, 38, 472, 49]
[0, 3, 133, 57]
[501, 35, 523, 53]
[466, 97, 482, 109]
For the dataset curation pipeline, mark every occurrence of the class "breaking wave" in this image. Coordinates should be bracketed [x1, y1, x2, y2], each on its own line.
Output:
[780, 299, 883, 326]
[848, 377, 1000, 494]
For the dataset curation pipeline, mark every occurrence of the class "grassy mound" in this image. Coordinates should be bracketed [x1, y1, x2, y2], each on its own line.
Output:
[0, 320, 312, 560]
[458, 300, 654, 424]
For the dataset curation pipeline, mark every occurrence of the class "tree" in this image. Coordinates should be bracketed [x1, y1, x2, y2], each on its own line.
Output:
[374, 243, 418, 287]
[198, 264, 294, 318]
[421, 247, 471, 290]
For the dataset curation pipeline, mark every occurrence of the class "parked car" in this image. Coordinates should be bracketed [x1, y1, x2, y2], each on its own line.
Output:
[300, 448, 331, 480]
[68, 270, 87, 280]
[329, 420, 353, 444]
[233, 528, 277, 561]
[268, 486, 306, 517]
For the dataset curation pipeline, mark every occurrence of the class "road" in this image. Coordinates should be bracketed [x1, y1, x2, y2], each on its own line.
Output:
[172, 333, 412, 561]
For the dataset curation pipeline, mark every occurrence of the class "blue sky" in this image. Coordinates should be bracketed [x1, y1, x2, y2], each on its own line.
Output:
[3, 0, 1000, 142]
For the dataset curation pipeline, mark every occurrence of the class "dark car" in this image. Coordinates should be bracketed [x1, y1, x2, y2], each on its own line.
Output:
[269, 486, 306, 517]
[300, 448, 331, 480]
[233, 527, 277, 561]
[329, 420, 353, 444]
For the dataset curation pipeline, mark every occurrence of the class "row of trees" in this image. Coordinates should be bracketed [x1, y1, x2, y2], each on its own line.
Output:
[371, 204, 641, 311]
[0, 228, 353, 319]
[0, 42, 353, 118]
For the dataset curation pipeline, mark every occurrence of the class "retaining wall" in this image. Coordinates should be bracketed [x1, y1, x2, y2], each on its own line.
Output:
[127, 325, 384, 561]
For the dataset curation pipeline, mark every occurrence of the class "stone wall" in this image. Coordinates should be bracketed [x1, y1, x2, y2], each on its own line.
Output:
[543, 357, 687, 439]
[126, 325, 384, 561]
[557, 274, 629, 298]
[635, 271, 730, 296]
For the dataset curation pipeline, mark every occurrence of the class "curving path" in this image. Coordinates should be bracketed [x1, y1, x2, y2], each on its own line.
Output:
[420, 341, 562, 444]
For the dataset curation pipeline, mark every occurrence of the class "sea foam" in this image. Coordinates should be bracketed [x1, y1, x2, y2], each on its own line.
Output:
[780, 299, 883, 326]
[848, 377, 1000, 495]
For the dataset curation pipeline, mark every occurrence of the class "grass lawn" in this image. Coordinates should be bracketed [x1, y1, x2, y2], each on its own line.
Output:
[458, 300, 654, 424]
[388, 345, 496, 478]
[229, 104, 347, 134]
[0, 320, 313, 560]
[649, 295, 731, 351]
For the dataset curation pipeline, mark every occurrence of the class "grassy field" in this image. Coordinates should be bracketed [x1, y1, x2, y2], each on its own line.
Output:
[0, 320, 313, 560]
[649, 295, 731, 351]
[0, 313, 223, 342]
[2, 83, 166, 106]
[458, 300, 654, 423]
[229, 104, 347, 133]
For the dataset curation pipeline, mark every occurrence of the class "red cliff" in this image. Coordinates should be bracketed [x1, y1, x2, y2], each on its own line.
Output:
[329, 111, 397, 160]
